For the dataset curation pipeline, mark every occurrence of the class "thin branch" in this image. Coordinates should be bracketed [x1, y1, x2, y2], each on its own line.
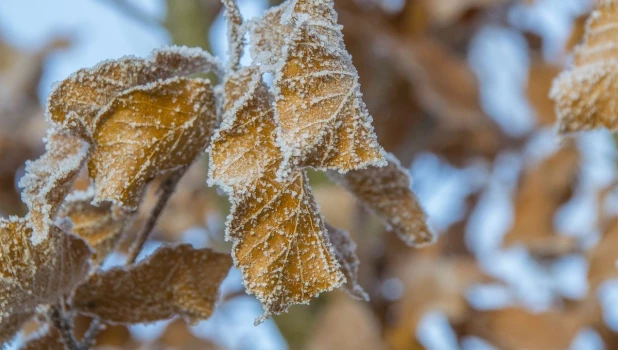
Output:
[126, 169, 186, 264]
[49, 302, 79, 350]
[221, 0, 244, 70]
[77, 318, 103, 350]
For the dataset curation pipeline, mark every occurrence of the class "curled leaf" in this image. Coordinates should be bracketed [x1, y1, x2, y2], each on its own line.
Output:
[0, 217, 91, 339]
[60, 188, 131, 263]
[209, 68, 344, 322]
[329, 153, 435, 246]
[88, 77, 216, 209]
[551, 1, 618, 134]
[47, 46, 221, 136]
[326, 224, 368, 301]
[18, 131, 89, 243]
[272, 0, 386, 177]
[72, 244, 231, 324]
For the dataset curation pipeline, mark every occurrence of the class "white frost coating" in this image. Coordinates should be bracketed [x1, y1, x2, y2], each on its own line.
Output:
[267, 0, 386, 179]
[18, 130, 90, 245]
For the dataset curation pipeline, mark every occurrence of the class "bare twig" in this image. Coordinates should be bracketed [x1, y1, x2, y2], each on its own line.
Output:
[49, 302, 79, 350]
[126, 169, 186, 264]
[78, 318, 103, 350]
[221, 0, 244, 70]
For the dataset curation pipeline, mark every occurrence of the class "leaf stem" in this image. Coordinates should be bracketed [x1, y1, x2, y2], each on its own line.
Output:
[221, 0, 244, 71]
[49, 302, 79, 350]
[126, 169, 186, 264]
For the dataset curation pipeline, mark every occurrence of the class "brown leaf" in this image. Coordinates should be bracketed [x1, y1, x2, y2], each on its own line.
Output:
[248, 1, 292, 69]
[47, 46, 220, 136]
[326, 224, 368, 301]
[18, 131, 90, 243]
[527, 59, 563, 126]
[307, 296, 386, 350]
[88, 77, 216, 209]
[72, 244, 231, 324]
[588, 218, 618, 291]
[272, 0, 386, 177]
[0, 312, 34, 345]
[329, 153, 435, 246]
[155, 318, 219, 349]
[0, 217, 92, 340]
[463, 307, 581, 350]
[209, 68, 344, 322]
[503, 144, 579, 256]
[551, 1, 618, 134]
[60, 188, 131, 263]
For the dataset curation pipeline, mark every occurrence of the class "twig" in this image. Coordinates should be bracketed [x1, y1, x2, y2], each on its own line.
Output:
[49, 302, 79, 350]
[77, 318, 103, 350]
[126, 169, 186, 264]
[221, 0, 244, 70]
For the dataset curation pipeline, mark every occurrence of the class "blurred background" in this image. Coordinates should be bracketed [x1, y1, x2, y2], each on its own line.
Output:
[2, 0, 617, 349]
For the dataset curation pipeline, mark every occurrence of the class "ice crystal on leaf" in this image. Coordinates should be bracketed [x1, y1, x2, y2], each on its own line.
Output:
[250, 0, 386, 178]
[88, 77, 216, 209]
[209, 67, 344, 323]
[60, 188, 131, 264]
[330, 153, 435, 246]
[326, 223, 368, 301]
[551, 0, 618, 134]
[0, 217, 91, 338]
[72, 244, 231, 324]
[19, 131, 89, 243]
[47, 46, 222, 137]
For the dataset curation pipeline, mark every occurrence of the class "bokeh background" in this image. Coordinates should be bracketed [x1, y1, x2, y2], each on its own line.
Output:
[2, 0, 617, 349]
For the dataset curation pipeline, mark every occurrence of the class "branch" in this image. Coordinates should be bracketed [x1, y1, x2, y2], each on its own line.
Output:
[221, 0, 244, 70]
[49, 302, 79, 350]
[125, 168, 186, 264]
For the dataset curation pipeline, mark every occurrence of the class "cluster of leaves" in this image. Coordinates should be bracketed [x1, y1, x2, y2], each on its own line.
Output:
[0, 0, 434, 347]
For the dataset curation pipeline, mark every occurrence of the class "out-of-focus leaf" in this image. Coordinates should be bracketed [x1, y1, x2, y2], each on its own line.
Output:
[326, 224, 368, 301]
[551, 1, 618, 134]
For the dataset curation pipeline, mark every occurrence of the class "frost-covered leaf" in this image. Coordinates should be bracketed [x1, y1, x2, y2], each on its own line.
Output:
[326, 224, 367, 301]
[72, 244, 231, 324]
[329, 153, 434, 246]
[18, 131, 89, 243]
[272, 0, 386, 177]
[88, 77, 216, 209]
[248, 2, 292, 68]
[0, 217, 91, 339]
[60, 188, 131, 263]
[209, 68, 280, 193]
[551, 1, 618, 134]
[47, 46, 221, 136]
[210, 68, 344, 322]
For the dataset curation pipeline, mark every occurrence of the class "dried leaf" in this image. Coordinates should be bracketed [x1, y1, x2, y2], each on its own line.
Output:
[503, 144, 579, 256]
[551, 1, 618, 134]
[18, 131, 89, 243]
[307, 296, 386, 350]
[0, 312, 33, 345]
[330, 153, 434, 246]
[588, 218, 618, 291]
[209, 68, 344, 321]
[326, 224, 368, 301]
[72, 244, 231, 324]
[248, 2, 292, 68]
[47, 46, 221, 136]
[60, 188, 131, 263]
[0, 217, 91, 339]
[88, 77, 216, 209]
[272, 0, 386, 177]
